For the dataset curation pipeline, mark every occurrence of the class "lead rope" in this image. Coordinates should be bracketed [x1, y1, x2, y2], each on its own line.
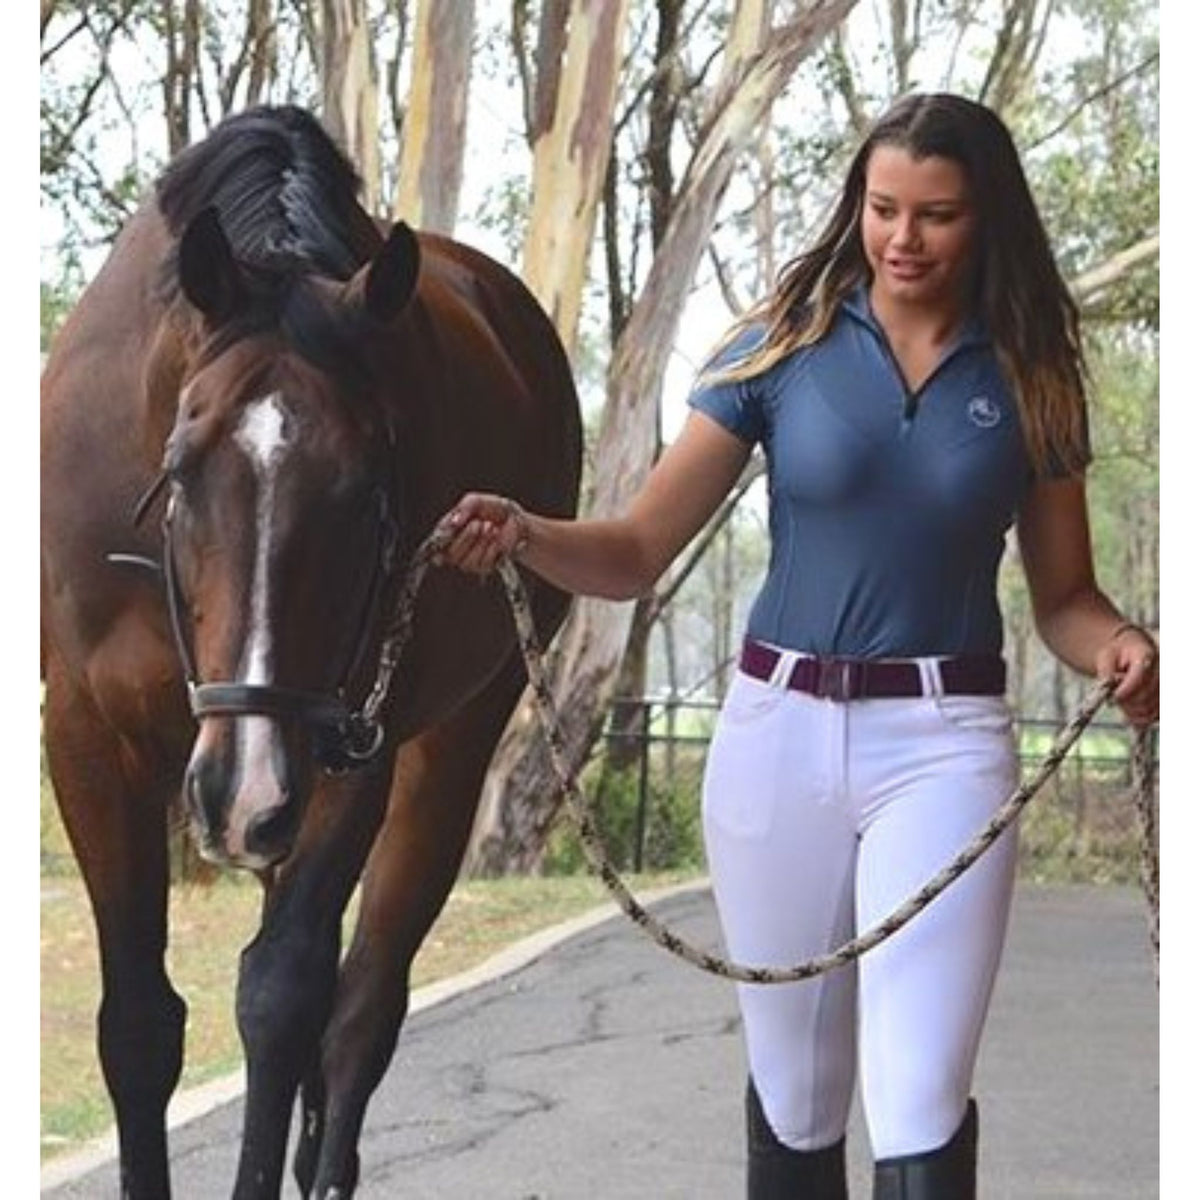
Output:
[385, 532, 1159, 984]
[1131, 726, 1160, 985]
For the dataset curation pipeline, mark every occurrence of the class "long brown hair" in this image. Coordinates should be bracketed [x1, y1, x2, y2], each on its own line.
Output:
[708, 93, 1089, 476]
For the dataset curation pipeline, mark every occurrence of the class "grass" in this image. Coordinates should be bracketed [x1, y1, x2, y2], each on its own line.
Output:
[40, 791, 693, 1164]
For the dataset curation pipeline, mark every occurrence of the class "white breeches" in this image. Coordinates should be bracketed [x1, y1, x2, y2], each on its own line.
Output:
[703, 669, 1019, 1160]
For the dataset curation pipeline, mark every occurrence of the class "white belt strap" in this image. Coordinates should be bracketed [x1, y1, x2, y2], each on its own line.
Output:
[917, 657, 946, 697]
[767, 646, 800, 689]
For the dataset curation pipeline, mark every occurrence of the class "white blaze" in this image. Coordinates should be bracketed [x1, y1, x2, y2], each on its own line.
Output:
[234, 394, 289, 683]
[229, 393, 290, 855]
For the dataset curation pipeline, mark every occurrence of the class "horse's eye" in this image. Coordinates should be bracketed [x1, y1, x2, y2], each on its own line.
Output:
[162, 453, 200, 513]
[163, 432, 199, 488]
[162, 464, 188, 503]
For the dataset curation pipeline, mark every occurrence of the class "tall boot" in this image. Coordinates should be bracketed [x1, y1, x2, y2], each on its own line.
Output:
[746, 1078, 848, 1199]
[872, 1099, 979, 1199]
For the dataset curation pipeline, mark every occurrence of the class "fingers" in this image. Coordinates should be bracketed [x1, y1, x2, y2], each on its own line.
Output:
[438, 518, 504, 575]
[1110, 650, 1157, 698]
[434, 494, 516, 576]
[1118, 693, 1158, 729]
[1104, 647, 1159, 729]
[439, 492, 505, 533]
[1122, 657, 1159, 728]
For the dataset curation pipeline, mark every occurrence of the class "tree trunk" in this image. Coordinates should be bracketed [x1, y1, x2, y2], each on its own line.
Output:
[246, 0, 277, 107]
[605, 598, 656, 772]
[162, 0, 201, 155]
[219, 0, 276, 112]
[715, 517, 735, 695]
[392, 0, 475, 232]
[464, 0, 861, 876]
[887, 0, 916, 94]
[978, 0, 1053, 116]
[646, 0, 685, 248]
[519, 0, 632, 357]
[321, 0, 382, 213]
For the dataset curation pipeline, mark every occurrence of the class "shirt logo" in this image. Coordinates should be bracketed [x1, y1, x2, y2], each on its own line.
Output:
[967, 395, 1001, 428]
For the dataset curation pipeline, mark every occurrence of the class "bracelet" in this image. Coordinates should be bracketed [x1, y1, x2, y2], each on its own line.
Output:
[504, 499, 532, 559]
[1108, 620, 1156, 647]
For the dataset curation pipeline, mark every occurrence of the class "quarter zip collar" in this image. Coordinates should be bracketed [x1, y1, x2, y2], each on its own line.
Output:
[840, 284, 989, 426]
[841, 283, 989, 352]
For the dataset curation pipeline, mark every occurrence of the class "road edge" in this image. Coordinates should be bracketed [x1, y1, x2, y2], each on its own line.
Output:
[40, 877, 711, 1191]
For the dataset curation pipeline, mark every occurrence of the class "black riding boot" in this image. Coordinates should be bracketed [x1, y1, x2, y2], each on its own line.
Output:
[746, 1078, 848, 1199]
[872, 1099, 979, 1199]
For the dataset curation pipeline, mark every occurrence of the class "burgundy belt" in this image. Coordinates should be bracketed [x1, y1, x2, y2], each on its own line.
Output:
[738, 639, 1006, 701]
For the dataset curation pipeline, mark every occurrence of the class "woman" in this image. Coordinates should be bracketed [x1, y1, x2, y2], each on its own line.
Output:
[437, 92, 1158, 1198]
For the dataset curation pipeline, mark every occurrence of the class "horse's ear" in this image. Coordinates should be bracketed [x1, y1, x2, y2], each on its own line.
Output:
[362, 222, 420, 323]
[178, 207, 244, 324]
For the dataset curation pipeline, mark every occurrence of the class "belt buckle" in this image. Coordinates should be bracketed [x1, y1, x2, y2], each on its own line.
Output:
[816, 658, 862, 701]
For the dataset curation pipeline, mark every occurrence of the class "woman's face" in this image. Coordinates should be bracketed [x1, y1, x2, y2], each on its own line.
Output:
[861, 145, 977, 316]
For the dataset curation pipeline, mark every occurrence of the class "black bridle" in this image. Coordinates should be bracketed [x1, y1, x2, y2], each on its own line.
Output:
[144, 475, 401, 773]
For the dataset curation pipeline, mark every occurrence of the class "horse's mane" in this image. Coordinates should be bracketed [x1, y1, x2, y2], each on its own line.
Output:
[157, 105, 379, 285]
[155, 106, 385, 385]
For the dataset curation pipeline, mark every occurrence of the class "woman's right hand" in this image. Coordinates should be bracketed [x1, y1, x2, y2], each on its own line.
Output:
[435, 493, 530, 576]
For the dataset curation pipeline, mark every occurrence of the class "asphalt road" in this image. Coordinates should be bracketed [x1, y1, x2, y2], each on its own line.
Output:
[42, 882, 1158, 1198]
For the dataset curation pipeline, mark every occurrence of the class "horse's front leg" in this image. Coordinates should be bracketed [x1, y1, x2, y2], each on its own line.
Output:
[304, 654, 529, 1199]
[231, 771, 391, 1200]
[44, 665, 187, 1200]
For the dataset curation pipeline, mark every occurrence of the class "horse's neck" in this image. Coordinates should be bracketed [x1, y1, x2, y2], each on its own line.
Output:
[140, 307, 199, 461]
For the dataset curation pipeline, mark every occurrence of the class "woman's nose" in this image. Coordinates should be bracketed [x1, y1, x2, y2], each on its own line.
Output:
[891, 214, 921, 249]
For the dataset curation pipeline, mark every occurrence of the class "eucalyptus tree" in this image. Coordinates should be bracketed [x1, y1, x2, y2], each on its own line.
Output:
[466, 0, 862, 875]
[392, 0, 473, 231]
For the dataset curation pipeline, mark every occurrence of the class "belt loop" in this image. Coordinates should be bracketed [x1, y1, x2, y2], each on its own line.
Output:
[767, 647, 798, 689]
[918, 657, 945, 697]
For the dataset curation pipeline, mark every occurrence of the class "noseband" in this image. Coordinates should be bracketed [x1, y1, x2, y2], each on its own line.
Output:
[158, 484, 398, 773]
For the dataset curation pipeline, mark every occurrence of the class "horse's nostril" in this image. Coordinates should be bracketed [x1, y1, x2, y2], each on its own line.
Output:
[185, 755, 226, 831]
[242, 801, 298, 862]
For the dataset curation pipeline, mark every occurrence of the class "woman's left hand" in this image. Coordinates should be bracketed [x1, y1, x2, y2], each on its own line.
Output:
[1096, 625, 1159, 729]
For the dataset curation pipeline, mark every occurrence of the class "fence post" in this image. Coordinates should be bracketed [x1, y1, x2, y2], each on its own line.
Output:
[633, 700, 651, 873]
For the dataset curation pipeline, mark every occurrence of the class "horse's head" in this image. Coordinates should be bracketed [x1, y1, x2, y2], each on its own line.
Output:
[166, 209, 419, 869]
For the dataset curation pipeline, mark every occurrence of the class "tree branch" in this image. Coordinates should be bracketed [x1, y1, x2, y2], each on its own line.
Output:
[40, 14, 87, 64]
[1070, 234, 1159, 308]
[510, 0, 535, 141]
[824, 25, 868, 136]
[1023, 51, 1160, 153]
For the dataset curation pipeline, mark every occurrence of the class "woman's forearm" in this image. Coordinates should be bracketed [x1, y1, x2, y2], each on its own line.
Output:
[438, 411, 754, 600]
[1033, 586, 1127, 676]
[510, 509, 664, 600]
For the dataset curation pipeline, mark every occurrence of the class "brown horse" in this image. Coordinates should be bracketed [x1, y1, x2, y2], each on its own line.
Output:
[40, 105, 582, 1199]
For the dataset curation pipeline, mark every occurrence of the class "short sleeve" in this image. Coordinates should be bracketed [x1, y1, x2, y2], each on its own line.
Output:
[686, 325, 769, 447]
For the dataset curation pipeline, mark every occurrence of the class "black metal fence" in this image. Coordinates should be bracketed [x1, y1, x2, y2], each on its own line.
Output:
[587, 698, 1157, 884]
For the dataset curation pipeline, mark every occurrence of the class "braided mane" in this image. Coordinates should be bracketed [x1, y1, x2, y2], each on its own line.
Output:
[156, 105, 380, 285]
[155, 106, 387, 383]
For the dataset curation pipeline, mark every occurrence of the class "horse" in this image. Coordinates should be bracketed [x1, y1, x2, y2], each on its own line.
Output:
[40, 105, 583, 1199]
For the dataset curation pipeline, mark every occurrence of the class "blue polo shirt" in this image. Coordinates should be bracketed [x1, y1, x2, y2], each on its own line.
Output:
[687, 287, 1086, 659]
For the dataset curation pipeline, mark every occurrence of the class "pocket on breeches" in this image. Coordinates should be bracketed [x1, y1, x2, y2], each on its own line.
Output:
[929, 694, 1014, 736]
[703, 673, 792, 839]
